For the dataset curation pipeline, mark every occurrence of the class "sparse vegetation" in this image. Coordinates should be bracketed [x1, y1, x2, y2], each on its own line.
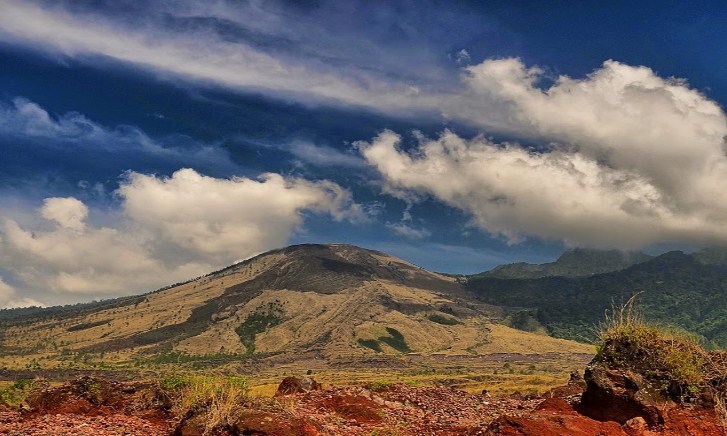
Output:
[596, 296, 727, 406]
[358, 327, 411, 353]
[427, 313, 461, 325]
[159, 372, 249, 433]
[0, 379, 37, 406]
[358, 338, 382, 352]
[379, 327, 411, 353]
[235, 302, 284, 355]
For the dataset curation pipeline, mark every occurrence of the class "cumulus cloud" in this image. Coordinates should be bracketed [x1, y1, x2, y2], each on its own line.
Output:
[0, 277, 44, 308]
[355, 58, 727, 249]
[0, 169, 362, 305]
[40, 197, 88, 231]
[118, 168, 364, 258]
[360, 126, 727, 249]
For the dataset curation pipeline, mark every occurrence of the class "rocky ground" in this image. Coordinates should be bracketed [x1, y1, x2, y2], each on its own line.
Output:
[0, 367, 725, 435]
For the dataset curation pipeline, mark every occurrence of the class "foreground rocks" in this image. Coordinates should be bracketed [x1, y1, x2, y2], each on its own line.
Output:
[0, 372, 724, 435]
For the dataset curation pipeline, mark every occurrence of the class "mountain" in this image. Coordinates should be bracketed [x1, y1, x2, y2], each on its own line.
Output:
[466, 249, 727, 345]
[0, 244, 591, 368]
[479, 248, 652, 279]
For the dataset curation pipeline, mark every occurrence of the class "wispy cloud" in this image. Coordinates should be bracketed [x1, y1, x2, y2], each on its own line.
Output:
[0, 97, 235, 168]
[0, 1, 423, 112]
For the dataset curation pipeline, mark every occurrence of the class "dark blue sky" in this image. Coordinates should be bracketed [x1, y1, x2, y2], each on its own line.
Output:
[0, 0, 726, 306]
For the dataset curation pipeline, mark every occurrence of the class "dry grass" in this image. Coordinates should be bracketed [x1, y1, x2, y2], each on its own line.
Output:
[597, 295, 727, 427]
[159, 372, 248, 434]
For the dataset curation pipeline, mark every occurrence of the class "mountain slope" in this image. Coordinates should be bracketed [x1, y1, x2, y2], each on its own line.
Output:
[0, 244, 591, 368]
[480, 248, 652, 279]
[467, 250, 727, 345]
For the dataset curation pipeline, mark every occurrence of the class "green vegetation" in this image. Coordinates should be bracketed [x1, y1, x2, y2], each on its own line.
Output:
[505, 310, 544, 333]
[357, 327, 411, 353]
[595, 298, 727, 404]
[379, 327, 411, 353]
[479, 248, 651, 279]
[0, 379, 37, 406]
[235, 302, 284, 355]
[358, 338, 382, 352]
[467, 250, 727, 346]
[367, 380, 393, 392]
[426, 313, 462, 325]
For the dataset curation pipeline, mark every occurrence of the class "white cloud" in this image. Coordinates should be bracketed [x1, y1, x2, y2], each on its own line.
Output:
[0, 277, 44, 309]
[0, 97, 233, 166]
[0, 169, 363, 301]
[354, 58, 727, 249]
[359, 127, 727, 249]
[288, 141, 366, 168]
[386, 222, 432, 240]
[40, 197, 88, 231]
[118, 168, 364, 258]
[0, 1, 413, 111]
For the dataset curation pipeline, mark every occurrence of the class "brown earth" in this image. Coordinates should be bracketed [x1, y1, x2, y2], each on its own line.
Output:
[0, 372, 724, 435]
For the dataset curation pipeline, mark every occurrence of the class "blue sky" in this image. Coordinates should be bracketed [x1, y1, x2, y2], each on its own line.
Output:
[0, 0, 726, 307]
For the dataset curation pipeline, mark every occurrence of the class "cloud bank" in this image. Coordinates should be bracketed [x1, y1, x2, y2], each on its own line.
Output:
[0, 277, 43, 308]
[360, 60, 727, 249]
[0, 169, 362, 306]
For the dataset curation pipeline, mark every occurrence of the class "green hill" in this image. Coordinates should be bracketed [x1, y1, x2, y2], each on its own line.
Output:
[466, 249, 727, 346]
[479, 248, 652, 279]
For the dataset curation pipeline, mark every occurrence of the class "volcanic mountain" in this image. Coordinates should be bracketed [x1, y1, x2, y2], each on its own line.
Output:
[0, 244, 590, 367]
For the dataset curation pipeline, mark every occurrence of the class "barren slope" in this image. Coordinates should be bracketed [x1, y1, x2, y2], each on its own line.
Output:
[0, 244, 592, 368]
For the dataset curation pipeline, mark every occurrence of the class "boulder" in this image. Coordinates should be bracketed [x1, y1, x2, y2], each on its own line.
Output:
[578, 363, 666, 426]
[275, 376, 321, 396]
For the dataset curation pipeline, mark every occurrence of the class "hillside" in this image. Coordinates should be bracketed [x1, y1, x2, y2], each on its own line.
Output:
[0, 244, 591, 370]
[479, 248, 652, 279]
[467, 248, 727, 345]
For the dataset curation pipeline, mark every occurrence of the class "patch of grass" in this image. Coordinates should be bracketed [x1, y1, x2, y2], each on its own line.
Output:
[426, 313, 462, 325]
[596, 296, 724, 403]
[366, 380, 392, 392]
[66, 319, 110, 332]
[358, 338, 382, 352]
[379, 327, 411, 353]
[139, 351, 241, 366]
[159, 372, 248, 432]
[235, 302, 284, 355]
[0, 379, 37, 406]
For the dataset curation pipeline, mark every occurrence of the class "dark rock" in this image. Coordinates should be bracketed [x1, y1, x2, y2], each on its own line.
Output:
[276, 376, 321, 396]
[578, 363, 666, 426]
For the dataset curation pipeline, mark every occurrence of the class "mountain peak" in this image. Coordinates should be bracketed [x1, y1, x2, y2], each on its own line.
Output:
[481, 248, 652, 279]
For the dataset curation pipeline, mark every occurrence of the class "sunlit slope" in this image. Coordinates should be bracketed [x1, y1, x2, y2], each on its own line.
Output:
[0, 244, 592, 366]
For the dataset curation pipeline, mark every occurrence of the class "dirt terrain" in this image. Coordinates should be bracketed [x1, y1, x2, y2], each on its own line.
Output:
[0, 368, 723, 435]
